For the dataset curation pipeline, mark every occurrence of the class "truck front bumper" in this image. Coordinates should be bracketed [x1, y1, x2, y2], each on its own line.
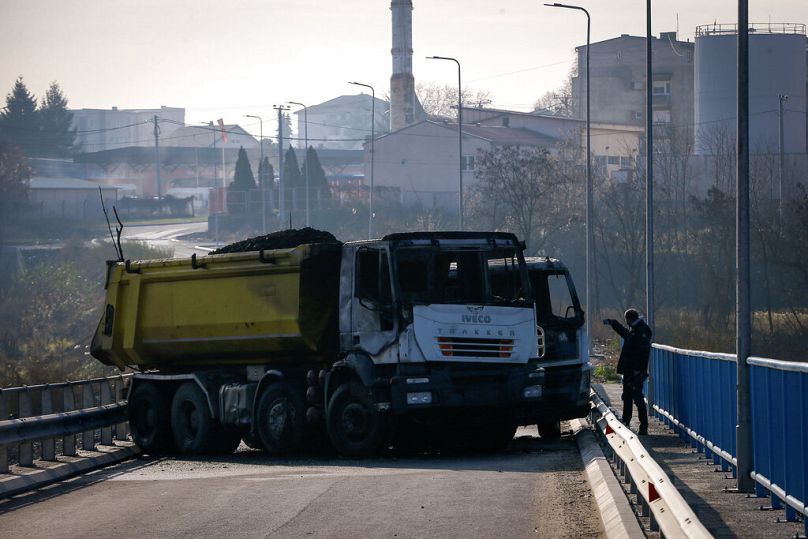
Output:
[381, 361, 591, 424]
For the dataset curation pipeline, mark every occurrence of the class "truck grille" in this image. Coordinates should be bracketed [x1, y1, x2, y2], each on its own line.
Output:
[437, 337, 514, 359]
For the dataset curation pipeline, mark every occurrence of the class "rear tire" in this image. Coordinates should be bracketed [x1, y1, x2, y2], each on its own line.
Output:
[255, 382, 305, 455]
[170, 382, 231, 454]
[128, 382, 173, 453]
[326, 381, 387, 458]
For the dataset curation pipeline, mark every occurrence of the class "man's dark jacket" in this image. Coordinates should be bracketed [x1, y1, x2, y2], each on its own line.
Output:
[609, 318, 653, 374]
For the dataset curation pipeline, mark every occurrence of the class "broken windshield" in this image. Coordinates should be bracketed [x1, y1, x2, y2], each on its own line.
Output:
[394, 247, 529, 305]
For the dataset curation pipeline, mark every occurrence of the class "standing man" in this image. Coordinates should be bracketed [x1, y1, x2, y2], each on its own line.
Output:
[605, 309, 652, 435]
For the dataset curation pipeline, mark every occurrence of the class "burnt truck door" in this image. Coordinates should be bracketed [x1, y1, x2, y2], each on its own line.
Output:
[531, 268, 584, 362]
[350, 245, 398, 357]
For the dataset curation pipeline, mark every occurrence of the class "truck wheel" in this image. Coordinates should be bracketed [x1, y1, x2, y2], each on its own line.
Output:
[171, 382, 226, 454]
[326, 381, 387, 458]
[538, 421, 562, 439]
[128, 382, 173, 453]
[255, 382, 305, 455]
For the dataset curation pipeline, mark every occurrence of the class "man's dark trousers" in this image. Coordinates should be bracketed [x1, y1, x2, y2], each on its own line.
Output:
[622, 372, 648, 431]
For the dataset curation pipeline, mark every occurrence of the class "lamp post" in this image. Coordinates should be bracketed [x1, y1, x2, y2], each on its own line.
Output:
[245, 114, 266, 234]
[545, 2, 592, 358]
[349, 81, 375, 239]
[287, 101, 310, 227]
[426, 55, 463, 230]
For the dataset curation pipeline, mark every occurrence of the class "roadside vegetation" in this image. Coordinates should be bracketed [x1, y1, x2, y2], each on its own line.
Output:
[0, 241, 171, 387]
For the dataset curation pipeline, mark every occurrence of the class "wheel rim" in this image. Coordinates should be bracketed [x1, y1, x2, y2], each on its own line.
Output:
[266, 398, 288, 441]
[340, 401, 371, 442]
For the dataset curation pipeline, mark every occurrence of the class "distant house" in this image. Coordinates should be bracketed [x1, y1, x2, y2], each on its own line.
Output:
[28, 177, 119, 220]
[369, 108, 641, 209]
[161, 124, 259, 150]
[71, 106, 185, 153]
[296, 94, 389, 151]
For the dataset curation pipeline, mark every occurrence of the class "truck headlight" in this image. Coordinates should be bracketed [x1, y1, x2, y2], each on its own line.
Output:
[523, 385, 542, 399]
[406, 392, 432, 405]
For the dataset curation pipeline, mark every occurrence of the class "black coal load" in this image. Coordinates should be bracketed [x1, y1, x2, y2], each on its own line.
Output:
[211, 227, 340, 254]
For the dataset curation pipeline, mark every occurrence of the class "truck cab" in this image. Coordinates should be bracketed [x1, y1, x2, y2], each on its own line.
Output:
[325, 232, 547, 454]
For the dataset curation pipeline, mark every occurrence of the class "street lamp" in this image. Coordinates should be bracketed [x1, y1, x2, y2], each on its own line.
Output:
[286, 101, 310, 227]
[245, 114, 266, 234]
[426, 55, 464, 230]
[545, 2, 592, 359]
[349, 81, 375, 239]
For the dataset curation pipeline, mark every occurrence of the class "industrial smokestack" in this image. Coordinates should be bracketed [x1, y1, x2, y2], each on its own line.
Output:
[390, 0, 422, 131]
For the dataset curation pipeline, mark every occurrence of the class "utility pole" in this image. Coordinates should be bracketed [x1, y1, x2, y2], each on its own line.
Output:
[778, 94, 788, 225]
[153, 115, 162, 200]
[245, 114, 266, 234]
[736, 0, 754, 493]
[287, 102, 309, 227]
[348, 82, 376, 239]
[274, 105, 290, 228]
[645, 0, 655, 406]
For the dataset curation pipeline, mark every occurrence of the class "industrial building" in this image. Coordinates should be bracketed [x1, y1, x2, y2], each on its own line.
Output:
[71, 106, 185, 153]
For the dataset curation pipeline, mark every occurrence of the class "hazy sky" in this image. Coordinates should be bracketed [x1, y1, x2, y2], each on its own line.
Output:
[2, 0, 804, 138]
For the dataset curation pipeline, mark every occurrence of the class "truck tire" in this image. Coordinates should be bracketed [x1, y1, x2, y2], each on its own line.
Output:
[128, 382, 174, 453]
[326, 381, 387, 458]
[538, 421, 562, 439]
[171, 382, 231, 454]
[255, 382, 305, 455]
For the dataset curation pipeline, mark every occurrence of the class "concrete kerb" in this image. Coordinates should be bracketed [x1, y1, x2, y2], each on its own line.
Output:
[571, 418, 646, 539]
[0, 442, 140, 498]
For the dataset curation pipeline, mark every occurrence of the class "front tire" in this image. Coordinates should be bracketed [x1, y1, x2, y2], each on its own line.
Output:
[128, 382, 173, 453]
[171, 382, 232, 454]
[326, 381, 387, 458]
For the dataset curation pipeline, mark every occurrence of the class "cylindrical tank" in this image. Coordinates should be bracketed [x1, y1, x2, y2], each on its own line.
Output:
[694, 23, 807, 154]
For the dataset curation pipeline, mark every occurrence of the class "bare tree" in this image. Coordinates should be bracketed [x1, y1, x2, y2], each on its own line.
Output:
[471, 146, 573, 255]
[416, 82, 492, 119]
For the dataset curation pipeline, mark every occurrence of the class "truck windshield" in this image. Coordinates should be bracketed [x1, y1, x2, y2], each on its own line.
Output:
[394, 247, 528, 305]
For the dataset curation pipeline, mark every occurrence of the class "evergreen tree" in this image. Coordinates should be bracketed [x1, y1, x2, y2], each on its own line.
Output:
[301, 146, 330, 199]
[283, 145, 302, 188]
[229, 146, 256, 190]
[0, 77, 39, 155]
[39, 81, 76, 157]
[257, 156, 274, 188]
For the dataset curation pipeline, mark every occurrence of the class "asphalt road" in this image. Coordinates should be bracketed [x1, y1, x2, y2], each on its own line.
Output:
[120, 221, 210, 258]
[0, 426, 602, 538]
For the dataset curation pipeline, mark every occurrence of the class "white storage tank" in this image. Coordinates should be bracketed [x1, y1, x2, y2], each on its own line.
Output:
[694, 23, 807, 155]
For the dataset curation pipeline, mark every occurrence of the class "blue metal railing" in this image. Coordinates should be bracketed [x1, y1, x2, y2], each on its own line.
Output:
[650, 344, 807, 533]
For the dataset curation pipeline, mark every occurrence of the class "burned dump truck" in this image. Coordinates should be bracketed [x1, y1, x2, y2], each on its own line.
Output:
[92, 229, 571, 457]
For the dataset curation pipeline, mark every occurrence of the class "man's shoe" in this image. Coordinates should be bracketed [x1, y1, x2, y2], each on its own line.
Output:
[638, 428, 648, 435]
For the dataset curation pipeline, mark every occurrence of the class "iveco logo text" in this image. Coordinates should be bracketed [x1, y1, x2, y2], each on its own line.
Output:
[462, 314, 491, 323]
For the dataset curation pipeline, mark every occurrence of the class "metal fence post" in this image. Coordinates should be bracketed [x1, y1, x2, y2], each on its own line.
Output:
[0, 389, 8, 473]
[18, 388, 34, 466]
[63, 383, 77, 456]
[82, 382, 95, 451]
[115, 375, 129, 441]
[41, 386, 56, 461]
[100, 379, 113, 445]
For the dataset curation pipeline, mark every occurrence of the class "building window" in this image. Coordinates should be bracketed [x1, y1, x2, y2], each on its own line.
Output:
[653, 110, 671, 125]
[620, 156, 632, 168]
[607, 156, 620, 166]
[461, 155, 475, 171]
[652, 80, 671, 95]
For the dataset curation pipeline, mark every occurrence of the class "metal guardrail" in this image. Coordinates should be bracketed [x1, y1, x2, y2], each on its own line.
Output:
[590, 388, 712, 538]
[651, 345, 808, 536]
[0, 375, 131, 472]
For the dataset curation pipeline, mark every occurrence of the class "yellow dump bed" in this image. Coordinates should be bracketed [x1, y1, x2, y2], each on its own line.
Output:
[91, 243, 342, 370]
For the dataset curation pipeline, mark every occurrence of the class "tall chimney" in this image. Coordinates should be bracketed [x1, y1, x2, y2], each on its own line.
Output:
[390, 0, 416, 131]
